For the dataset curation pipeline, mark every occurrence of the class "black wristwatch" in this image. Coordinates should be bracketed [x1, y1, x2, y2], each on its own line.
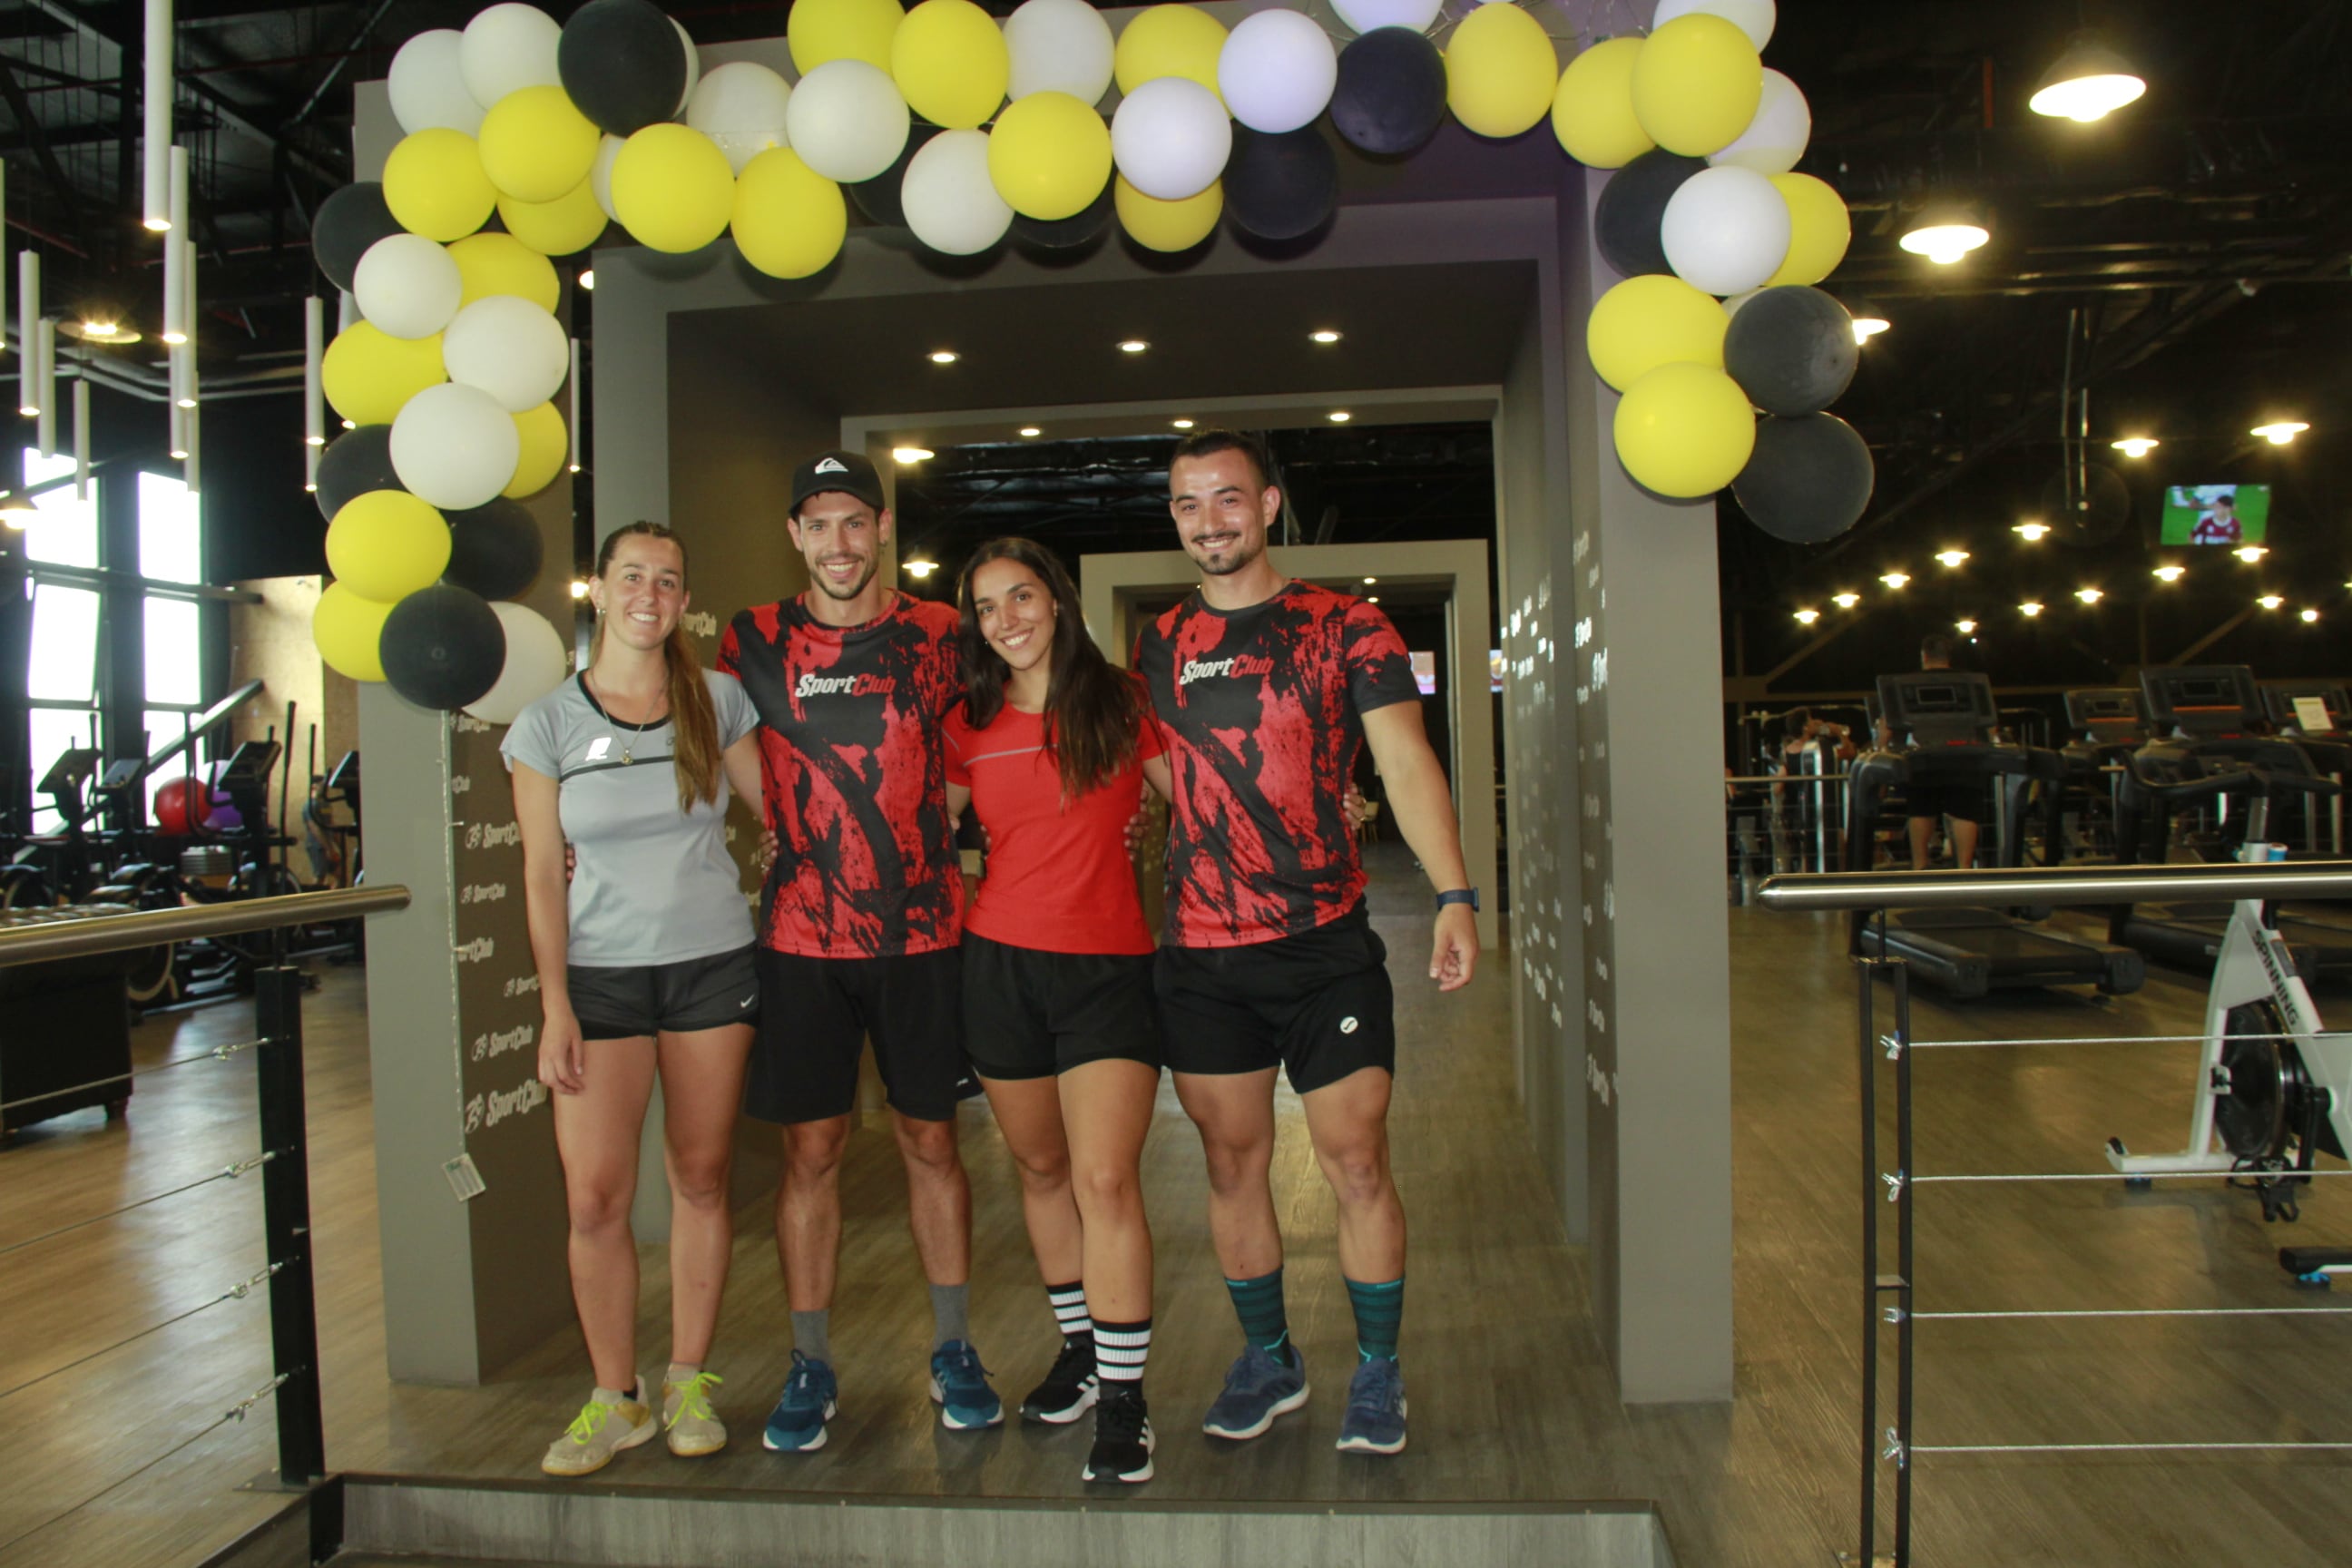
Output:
[1435, 887, 1480, 913]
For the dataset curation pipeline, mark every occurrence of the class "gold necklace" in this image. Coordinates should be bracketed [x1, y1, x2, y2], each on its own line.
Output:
[588, 673, 667, 765]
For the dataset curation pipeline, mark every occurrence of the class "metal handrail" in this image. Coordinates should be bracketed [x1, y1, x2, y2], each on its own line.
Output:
[1759, 860, 2352, 913]
[0, 886, 411, 968]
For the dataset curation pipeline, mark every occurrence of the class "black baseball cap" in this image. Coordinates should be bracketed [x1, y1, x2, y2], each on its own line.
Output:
[790, 449, 887, 517]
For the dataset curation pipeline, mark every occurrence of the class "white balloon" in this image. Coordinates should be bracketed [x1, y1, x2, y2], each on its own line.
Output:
[465, 603, 572, 726]
[1111, 77, 1230, 203]
[1709, 69, 1809, 174]
[391, 384, 524, 512]
[352, 233, 463, 340]
[672, 17, 702, 118]
[1218, 10, 1337, 134]
[388, 30, 485, 136]
[1328, 0, 1444, 35]
[1652, 0, 1775, 52]
[459, 4, 564, 110]
[442, 296, 570, 413]
[784, 60, 909, 184]
[590, 135, 625, 222]
[688, 62, 794, 174]
[1661, 165, 1792, 297]
[1004, 0, 1115, 103]
[901, 130, 1014, 256]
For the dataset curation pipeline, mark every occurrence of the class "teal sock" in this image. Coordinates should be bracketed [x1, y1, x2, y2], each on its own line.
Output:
[1347, 1276, 1404, 1362]
[1224, 1268, 1292, 1365]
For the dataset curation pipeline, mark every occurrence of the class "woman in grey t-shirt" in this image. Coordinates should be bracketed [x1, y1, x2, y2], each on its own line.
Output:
[503, 522, 766, 1477]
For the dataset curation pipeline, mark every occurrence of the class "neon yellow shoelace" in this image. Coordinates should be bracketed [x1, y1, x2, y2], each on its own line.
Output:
[670, 1370, 722, 1426]
[564, 1398, 614, 1445]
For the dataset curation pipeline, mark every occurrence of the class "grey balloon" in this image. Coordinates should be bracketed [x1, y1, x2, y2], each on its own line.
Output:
[1723, 286, 1859, 416]
[1732, 414, 1875, 543]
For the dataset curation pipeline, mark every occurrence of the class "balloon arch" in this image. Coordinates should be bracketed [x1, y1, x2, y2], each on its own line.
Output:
[310, 0, 1867, 715]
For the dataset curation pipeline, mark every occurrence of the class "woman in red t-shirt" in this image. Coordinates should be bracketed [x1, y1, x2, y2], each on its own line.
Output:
[944, 536, 1171, 1485]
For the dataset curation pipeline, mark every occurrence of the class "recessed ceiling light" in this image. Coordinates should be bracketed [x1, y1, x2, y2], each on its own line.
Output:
[892, 446, 934, 464]
[1018, 426, 1041, 438]
[1954, 619, 1977, 634]
[903, 559, 939, 578]
[1171, 418, 1194, 429]
[1362, 576, 1377, 584]
[1793, 607, 1819, 624]
[2259, 594, 2285, 610]
[143, 216, 171, 234]
[2019, 601, 2045, 617]
[2251, 420, 2308, 445]
[1118, 339, 1149, 354]
[1328, 410, 1351, 423]
[569, 579, 590, 599]
[2236, 545, 2268, 563]
[2151, 564, 2185, 583]
[2111, 436, 2158, 458]
[304, 434, 325, 448]
[2013, 521, 2051, 542]
[578, 270, 594, 291]
[1879, 571, 1910, 589]
[1310, 329, 1341, 344]
[1935, 548, 1969, 567]
[1831, 592, 1860, 609]
[1366, 594, 1380, 603]
[929, 349, 959, 365]
[2301, 607, 2321, 623]
[341, 418, 356, 430]
[2075, 586, 2103, 603]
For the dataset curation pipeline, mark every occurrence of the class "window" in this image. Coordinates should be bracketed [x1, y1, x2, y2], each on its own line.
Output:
[28, 707, 98, 833]
[138, 470, 202, 584]
[28, 583, 99, 701]
[22, 449, 96, 567]
[143, 598, 201, 704]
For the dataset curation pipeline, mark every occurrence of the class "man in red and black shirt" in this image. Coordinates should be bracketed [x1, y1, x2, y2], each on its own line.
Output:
[1135, 429, 1479, 1457]
[717, 449, 1000, 1450]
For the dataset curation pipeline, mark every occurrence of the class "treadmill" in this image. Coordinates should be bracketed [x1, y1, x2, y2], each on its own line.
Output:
[1849, 671, 2144, 999]
[2057, 687, 2153, 863]
[2109, 666, 2352, 981]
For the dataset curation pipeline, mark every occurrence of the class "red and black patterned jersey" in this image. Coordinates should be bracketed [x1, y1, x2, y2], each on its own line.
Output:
[718, 591, 964, 958]
[1136, 581, 1418, 948]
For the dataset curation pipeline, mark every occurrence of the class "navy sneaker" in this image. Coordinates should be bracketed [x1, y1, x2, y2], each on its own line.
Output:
[1200, 1343, 1308, 1440]
[1082, 1384, 1155, 1484]
[1335, 1356, 1407, 1455]
[930, 1340, 1004, 1430]
[760, 1351, 837, 1453]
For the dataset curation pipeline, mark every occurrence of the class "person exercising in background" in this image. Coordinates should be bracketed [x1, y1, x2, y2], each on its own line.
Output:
[1903, 632, 1981, 869]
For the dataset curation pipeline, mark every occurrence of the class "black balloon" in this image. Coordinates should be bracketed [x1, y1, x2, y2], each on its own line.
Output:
[1329, 26, 1447, 156]
[849, 122, 941, 228]
[1732, 414, 1875, 544]
[1724, 286, 1858, 416]
[1223, 125, 1338, 242]
[443, 498, 544, 602]
[381, 584, 506, 711]
[1593, 150, 1705, 279]
[314, 182, 402, 293]
[314, 426, 401, 523]
[559, 0, 688, 137]
[1012, 175, 1114, 249]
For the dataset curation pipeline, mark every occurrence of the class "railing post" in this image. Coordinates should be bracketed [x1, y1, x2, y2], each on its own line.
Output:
[253, 963, 326, 1485]
[1857, 950, 1878, 1563]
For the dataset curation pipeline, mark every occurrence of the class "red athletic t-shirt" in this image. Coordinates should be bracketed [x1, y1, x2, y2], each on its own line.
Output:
[943, 700, 1163, 956]
[718, 592, 963, 958]
[1136, 581, 1418, 948]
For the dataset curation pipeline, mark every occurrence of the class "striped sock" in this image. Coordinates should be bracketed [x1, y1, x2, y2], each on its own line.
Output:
[1046, 1280, 1093, 1344]
[1094, 1318, 1151, 1387]
[1224, 1268, 1292, 1365]
[1347, 1276, 1405, 1362]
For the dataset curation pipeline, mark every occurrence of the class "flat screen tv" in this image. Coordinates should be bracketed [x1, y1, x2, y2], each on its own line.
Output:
[2160, 483, 2270, 546]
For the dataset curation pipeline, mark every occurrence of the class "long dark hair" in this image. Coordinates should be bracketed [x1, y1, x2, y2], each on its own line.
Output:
[592, 522, 720, 812]
[956, 536, 1147, 799]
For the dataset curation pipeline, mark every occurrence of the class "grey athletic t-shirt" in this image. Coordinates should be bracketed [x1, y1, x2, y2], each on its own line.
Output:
[501, 669, 758, 967]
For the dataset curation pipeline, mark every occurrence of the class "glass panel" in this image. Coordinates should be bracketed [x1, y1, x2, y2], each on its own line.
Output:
[28, 707, 98, 834]
[139, 469, 203, 583]
[28, 583, 100, 701]
[21, 447, 97, 567]
[143, 597, 201, 704]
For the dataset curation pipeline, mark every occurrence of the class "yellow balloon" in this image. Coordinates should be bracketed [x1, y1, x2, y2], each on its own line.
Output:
[1631, 14, 1762, 157]
[1766, 172, 1851, 287]
[1613, 361, 1756, 499]
[612, 124, 737, 253]
[383, 128, 497, 243]
[1112, 5, 1226, 97]
[732, 149, 848, 280]
[1113, 174, 1220, 252]
[321, 324, 446, 426]
[1553, 35, 1653, 169]
[1446, 4, 1560, 141]
[447, 232, 562, 312]
[892, 0, 1008, 130]
[328, 490, 452, 603]
[507, 402, 568, 499]
[496, 181, 609, 258]
[312, 582, 397, 683]
[789, 0, 905, 74]
[987, 92, 1112, 221]
[477, 84, 602, 204]
[1587, 275, 1727, 393]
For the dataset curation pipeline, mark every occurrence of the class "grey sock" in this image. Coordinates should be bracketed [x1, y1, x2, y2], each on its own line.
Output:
[792, 1309, 830, 1366]
[931, 1283, 970, 1349]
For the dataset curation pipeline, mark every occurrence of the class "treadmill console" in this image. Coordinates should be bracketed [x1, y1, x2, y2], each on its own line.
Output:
[2141, 665, 2264, 740]
[1876, 671, 1999, 748]
[2262, 682, 2348, 736]
[2065, 687, 2151, 746]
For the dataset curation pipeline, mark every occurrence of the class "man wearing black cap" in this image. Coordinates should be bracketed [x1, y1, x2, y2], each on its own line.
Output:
[717, 449, 1000, 1453]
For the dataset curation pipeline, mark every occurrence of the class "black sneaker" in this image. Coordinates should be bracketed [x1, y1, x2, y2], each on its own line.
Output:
[1082, 1385, 1154, 1484]
[1020, 1336, 1098, 1425]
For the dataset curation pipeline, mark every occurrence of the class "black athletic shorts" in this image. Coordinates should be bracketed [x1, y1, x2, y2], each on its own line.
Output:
[746, 946, 967, 1124]
[1154, 906, 1396, 1093]
[1906, 780, 1984, 824]
[570, 945, 760, 1040]
[962, 933, 1161, 1081]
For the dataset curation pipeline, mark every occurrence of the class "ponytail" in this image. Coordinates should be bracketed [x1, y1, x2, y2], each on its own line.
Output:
[592, 521, 720, 812]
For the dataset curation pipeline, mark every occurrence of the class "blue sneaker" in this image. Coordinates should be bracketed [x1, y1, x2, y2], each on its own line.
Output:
[1335, 1356, 1407, 1455]
[1200, 1343, 1308, 1440]
[929, 1340, 1004, 1430]
[761, 1351, 837, 1453]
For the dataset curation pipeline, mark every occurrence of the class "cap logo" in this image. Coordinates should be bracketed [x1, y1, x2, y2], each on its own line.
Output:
[814, 456, 848, 474]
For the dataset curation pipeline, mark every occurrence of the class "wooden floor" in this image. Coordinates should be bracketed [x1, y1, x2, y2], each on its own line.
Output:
[6, 857, 2352, 1566]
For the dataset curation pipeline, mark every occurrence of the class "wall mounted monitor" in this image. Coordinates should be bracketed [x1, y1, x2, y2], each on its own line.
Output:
[2160, 483, 2270, 546]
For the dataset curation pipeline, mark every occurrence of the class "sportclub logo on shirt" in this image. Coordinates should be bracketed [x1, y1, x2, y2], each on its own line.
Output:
[794, 671, 897, 700]
[1178, 653, 1277, 687]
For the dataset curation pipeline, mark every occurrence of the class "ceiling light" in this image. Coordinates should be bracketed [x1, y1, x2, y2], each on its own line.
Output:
[2013, 521, 2051, 542]
[578, 270, 594, 290]
[15, 400, 34, 417]
[1171, 418, 1194, 429]
[1018, 426, 1041, 438]
[143, 216, 171, 234]
[569, 579, 590, 599]
[1793, 607, 1820, 625]
[892, 446, 934, 464]
[903, 558, 939, 579]
[2152, 564, 2185, 583]
[341, 418, 356, 430]
[2075, 586, 2103, 604]
[928, 349, 959, 365]
[567, 462, 582, 474]
[1847, 297, 1890, 343]
[2111, 436, 2159, 458]
[1935, 548, 1969, 568]
[1362, 576, 1378, 585]
[303, 483, 317, 494]
[1954, 618, 1977, 635]
[0, 492, 34, 527]
[1118, 339, 1149, 354]
[2019, 601, 2045, 617]
[2236, 545, 2268, 563]
[2301, 607, 2321, 623]
[175, 393, 196, 410]
[1831, 592, 1860, 610]
[1328, 410, 1351, 423]
[2259, 594, 2285, 610]
[161, 328, 186, 346]
[2029, 34, 2148, 122]
[1879, 571, 1910, 590]
[62, 317, 141, 346]
[1899, 205, 1990, 265]
[1310, 329, 1342, 344]
[2251, 420, 2308, 445]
